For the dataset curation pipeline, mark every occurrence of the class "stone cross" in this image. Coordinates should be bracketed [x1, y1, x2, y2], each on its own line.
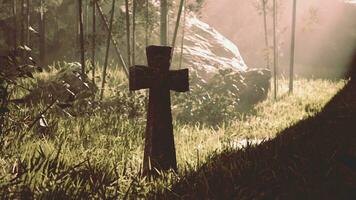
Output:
[129, 45, 189, 175]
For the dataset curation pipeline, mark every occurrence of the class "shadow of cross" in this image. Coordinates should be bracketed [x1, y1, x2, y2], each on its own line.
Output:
[129, 45, 189, 175]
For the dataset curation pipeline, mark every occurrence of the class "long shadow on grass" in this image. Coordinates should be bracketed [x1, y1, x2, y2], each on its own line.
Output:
[155, 77, 356, 199]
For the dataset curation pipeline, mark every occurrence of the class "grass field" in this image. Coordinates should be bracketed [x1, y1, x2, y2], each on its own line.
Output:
[0, 69, 347, 198]
[156, 78, 356, 199]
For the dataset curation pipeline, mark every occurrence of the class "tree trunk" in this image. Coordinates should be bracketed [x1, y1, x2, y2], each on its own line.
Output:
[171, 0, 184, 53]
[178, 0, 186, 70]
[160, 0, 168, 45]
[39, 0, 45, 68]
[132, 0, 136, 65]
[125, 0, 131, 67]
[273, 0, 277, 100]
[13, 0, 17, 50]
[75, 1, 79, 59]
[79, 0, 86, 74]
[100, 0, 116, 100]
[262, 0, 270, 69]
[26, 0, 30, 47]
[20, 0, 25, 46]
[289, 0, 297, 93]
[84, 0, 88, 49]
[95, 2, 128, 76]
[145, 0, 149, 47]
[92, 1, 96, 85]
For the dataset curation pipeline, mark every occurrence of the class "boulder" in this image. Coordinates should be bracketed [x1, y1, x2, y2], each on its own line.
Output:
[15, 62, 97, 105]
[171, 15, 271, 124]
[181, 15, 247, 78]
[180, 15, 271, 104]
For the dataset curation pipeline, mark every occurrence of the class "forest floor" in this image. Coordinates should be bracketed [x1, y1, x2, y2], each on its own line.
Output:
[156, 78, 356, 199]
[0, 74, 349, 199]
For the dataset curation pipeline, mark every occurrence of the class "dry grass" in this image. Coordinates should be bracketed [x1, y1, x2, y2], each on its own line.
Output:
[0, 68, 346, 198]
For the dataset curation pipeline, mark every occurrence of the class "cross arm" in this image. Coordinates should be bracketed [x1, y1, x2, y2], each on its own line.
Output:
[130, 65, 189, 92]
[129, 65, 155, 91]
[169, 69, 189, 92]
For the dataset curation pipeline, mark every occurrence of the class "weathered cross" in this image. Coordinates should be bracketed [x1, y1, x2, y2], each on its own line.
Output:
[129, 45, 189, 175]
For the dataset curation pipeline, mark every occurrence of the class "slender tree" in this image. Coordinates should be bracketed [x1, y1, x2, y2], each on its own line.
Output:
[85, 0, 89, 34]
[125, 0, 131, 66]
[289, 0, 297, 93]
[171, 0, 184, 53]
[92, 0, 96, 85]
[13, 0, 17, 50]
[20, 0, 25, 46]
[273, 0, 278, 100]
[100, 0, 116, 100]
[145, 0, 149, 47]
[79, 0, 86, 74]
[95, 2, 128, 76]
[160, 0, 168, 45]
[262, 0, 270, 69]
[39, 0, 45, 68]
[167, 2, 170, 41]
[132, 0, 136, 65]
[178, 0, 187, 70]
[26, 0, 30, 47]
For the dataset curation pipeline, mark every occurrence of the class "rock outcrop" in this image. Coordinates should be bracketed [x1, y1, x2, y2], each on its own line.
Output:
[179, 14, 271, 104]
[15, 62, 96, 105]
[180, 15, 247, 79]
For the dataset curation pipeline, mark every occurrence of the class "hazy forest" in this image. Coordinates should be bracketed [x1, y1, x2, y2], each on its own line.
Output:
[0, 0, 356, 199]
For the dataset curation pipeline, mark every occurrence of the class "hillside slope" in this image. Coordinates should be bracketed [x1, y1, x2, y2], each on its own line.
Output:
[156, 77, 356, 199]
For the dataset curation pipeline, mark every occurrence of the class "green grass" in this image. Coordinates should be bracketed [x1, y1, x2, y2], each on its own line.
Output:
[156, 78, 356, 199]
[0, 69, 346, 198]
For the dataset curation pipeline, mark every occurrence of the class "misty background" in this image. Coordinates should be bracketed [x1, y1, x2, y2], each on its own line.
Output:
[200, 0, 356, 78]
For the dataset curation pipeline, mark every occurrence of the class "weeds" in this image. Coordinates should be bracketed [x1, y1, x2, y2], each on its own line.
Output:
[0, 65, 346, 198]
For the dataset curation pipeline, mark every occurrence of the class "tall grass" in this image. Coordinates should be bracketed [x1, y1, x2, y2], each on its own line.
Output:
[0, 66, 346, 198]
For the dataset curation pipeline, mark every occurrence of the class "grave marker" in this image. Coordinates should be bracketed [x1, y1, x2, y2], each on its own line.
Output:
[129, 45, 189, 175]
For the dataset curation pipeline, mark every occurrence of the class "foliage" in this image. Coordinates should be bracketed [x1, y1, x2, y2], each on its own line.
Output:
[93, 87, 146, 119]
[22, 62, 97, 108]
[173, 69, 270, 126]
[0, 46, 40, 134]
[0, 0, 207, 68]
[173, 70, 243, 125]
[0, 1, 351, 198]
[0, 76, 345, 198]
[186, 0, 206, 15]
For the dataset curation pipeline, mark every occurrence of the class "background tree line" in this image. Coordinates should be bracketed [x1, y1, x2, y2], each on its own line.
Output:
[0, 0, 204, 70]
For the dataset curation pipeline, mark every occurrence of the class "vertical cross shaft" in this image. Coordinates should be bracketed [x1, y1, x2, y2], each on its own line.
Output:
[129, 46, 189, 175]
[144, 46, 177, 173]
